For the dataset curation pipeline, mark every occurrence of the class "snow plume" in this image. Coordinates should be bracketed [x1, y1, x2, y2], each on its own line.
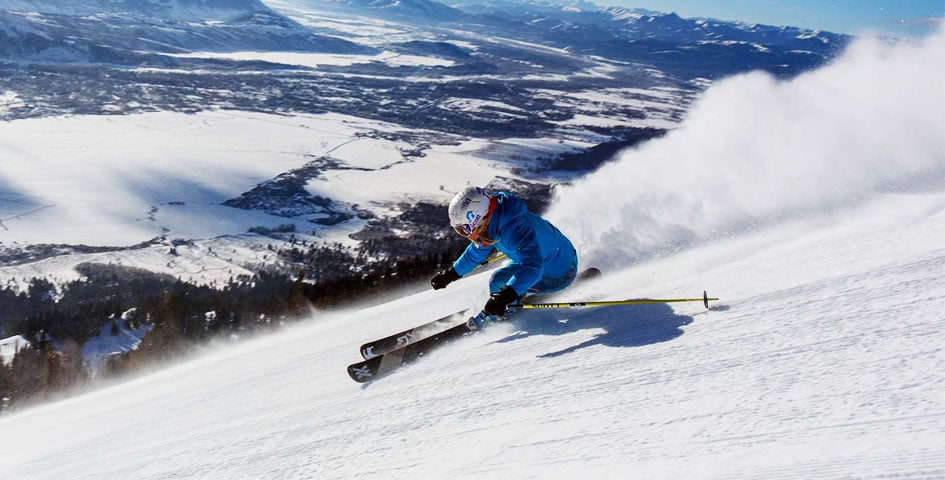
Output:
[548, 24, 945, 268]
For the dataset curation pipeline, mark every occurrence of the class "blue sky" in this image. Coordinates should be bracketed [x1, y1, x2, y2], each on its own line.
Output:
[602, 0, 945, 37]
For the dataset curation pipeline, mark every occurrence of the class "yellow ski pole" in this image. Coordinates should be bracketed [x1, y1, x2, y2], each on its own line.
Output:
[511, 291, 718, 310]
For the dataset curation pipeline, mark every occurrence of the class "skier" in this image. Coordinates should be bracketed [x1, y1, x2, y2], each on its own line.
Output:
[430, 186, 578, 329]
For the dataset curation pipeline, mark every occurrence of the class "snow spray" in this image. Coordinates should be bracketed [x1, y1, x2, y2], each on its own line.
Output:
[548, 23, 945, 268]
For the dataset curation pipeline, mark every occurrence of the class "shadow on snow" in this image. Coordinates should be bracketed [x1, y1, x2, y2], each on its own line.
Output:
[495, 303, 694, 358]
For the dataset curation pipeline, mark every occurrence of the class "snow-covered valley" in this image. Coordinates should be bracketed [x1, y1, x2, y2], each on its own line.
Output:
[0, 108, 613, 288]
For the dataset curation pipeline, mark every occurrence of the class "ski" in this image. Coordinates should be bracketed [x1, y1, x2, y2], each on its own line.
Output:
[359, 310, 468, 359]
[348, 321, 475, 383]
[358, 267, 603, 359]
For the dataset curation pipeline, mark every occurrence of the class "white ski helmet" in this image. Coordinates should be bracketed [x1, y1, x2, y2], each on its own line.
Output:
[448, 186, 492, 236]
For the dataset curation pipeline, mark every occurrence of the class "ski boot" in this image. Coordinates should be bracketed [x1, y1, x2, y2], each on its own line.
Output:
[466, 311, 502, 330]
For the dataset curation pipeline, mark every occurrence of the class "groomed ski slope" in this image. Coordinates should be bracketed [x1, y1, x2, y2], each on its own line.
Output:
[0, 189, 943, 479]
[1, 26, 944, 480]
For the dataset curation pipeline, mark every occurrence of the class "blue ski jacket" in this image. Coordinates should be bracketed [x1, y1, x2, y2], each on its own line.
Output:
[452, 191, 577, 296]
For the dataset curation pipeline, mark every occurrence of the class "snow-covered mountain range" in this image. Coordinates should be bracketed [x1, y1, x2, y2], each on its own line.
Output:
[0, 0, 367, 61]
[0, 0, 270, 19]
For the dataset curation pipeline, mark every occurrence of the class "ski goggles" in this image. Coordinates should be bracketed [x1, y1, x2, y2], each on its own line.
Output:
[453, 223, 494, 246]
[452, 224, 475, 237]
[453, 224, 486, 244]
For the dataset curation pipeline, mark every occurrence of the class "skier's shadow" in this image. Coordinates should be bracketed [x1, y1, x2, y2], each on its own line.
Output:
[497, 303, 694, 358]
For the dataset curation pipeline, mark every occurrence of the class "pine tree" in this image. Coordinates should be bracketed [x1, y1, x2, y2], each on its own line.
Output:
[0, 360, 12, 412]
[9, 343, 44, 407]
[287, 268, 309, 319]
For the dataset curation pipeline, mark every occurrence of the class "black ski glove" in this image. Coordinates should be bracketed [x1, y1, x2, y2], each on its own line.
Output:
[484, 286, 519, 316]
[431, 267, 460, 290]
